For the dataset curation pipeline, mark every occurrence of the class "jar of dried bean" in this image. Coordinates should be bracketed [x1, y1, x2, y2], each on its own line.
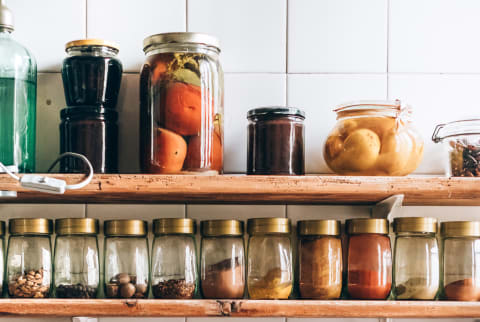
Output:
[103, 220, 149, 299]
[7, 218, 53, 298]
[441, 221, 480, 301]
[151, 218, 197, 299]
[53, 218, 100, 298]
[200, 220, 245, 299]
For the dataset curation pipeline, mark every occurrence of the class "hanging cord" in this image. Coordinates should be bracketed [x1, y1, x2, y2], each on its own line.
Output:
[46, 152, 94, 190]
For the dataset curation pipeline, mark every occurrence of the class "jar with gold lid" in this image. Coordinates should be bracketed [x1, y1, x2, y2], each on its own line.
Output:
[247, 218, 293, 299]
[151, 218, 197, 299]
[298, 220, 342, 299]
[53, 218, 99, 298]
[346, 218, 392, 299]
[393, 217, 439, 300]
[103, 220, 149, 299]
[7, 218, 53, 298]
[200, 220, 245, 299]
[441, 221, 480, 301]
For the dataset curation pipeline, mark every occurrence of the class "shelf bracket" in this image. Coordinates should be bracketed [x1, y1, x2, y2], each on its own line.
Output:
[371, 194, 404, 220]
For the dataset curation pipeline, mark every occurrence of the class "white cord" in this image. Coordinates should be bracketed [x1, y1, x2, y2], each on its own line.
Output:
[47, 152, 94, 190]
[0, 162, 20, 181]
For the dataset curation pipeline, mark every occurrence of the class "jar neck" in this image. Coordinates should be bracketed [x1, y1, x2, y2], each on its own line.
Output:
[336, 107, 405, 120]
[66, 45, 118, 57]
[145, 43, 220, 58]
[396, 232, 436, 237]
[0, 28, 12, 35]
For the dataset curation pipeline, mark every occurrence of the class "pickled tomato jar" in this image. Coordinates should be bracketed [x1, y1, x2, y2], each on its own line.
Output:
[324, 100, 423, 175]
[140, 32, 223, 174]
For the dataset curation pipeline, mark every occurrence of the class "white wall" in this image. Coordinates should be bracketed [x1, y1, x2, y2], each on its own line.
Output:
[3, 0, 480, 321]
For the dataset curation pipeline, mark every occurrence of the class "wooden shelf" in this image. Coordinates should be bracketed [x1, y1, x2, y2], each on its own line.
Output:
[0, 174, 480, 205]
[0, 299, 479, 318]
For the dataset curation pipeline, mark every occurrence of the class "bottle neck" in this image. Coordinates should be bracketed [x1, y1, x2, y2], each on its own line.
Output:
[0, 28, 12, 35]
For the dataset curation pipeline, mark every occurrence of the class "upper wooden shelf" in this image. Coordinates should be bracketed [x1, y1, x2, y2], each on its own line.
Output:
[0, 174, 479, 205]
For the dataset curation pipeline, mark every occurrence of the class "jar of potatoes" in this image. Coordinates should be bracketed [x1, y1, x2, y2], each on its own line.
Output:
[324, 100, 423, 176]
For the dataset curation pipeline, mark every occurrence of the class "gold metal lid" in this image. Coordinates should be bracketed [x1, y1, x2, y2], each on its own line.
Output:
[201, 220, 244, 237]
[441, 221, 480, 238]
[55, 218, 99, 235]
[393, 217, 437, 233]
[153, 218, 196, 235]
[104, 220, 147, 237]
[247, 218, 291, 235]
[65, 39, 119, 51]
[9, 218, 53, 235]
[346, 218, 389, 235]
[143, 32, 220, 53]
[298, 220, 341, 236]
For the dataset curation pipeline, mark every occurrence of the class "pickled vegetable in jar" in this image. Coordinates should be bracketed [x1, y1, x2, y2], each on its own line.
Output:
[324, 100, 423, 176]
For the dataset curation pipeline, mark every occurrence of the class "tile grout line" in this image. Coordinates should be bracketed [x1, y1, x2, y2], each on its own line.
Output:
[84, 0, 88, 38]
[285, 0, 289, 75]
[185, 0, 189, 32]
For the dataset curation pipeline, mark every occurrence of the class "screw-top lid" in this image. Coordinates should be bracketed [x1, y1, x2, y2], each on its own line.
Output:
[0, 0, 14, 31]
[55, 218, 99, 235]
[247, 107, 305, 119]
[104, 220, 147, 237]
[9, 218, 53, 235]
[298, 220, 341, 236]
[153, 218, 196, 235]
[143, 32, 220, 53]
[247, 218, 291, 235]
[346, 218, 389, 235]
[65, 39, 119, 52]
[441, 221, 480, 238]
[201, 220, 244, 237]
[393, 217, 437, 234]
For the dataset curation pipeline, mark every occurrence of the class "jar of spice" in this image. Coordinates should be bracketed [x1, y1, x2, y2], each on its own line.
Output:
[247, 218, 293, 299]
[140, 32, 223, 174]
[297, 220, 342, 299]
[441, 221, 480, 301]
[200, 220, 245, 299]
[151, 218, 197, 299]
[247, 107, 305, 175]
[103, 220, 149, 299]
[53, 218, 100, 298]
[393, 217, 439, 300]
[7, 218, 53, 298]
[0, 222, 6, 293]
[346, 218, 392, 299]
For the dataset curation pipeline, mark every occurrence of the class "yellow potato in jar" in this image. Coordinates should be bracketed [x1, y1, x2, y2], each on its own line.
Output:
[403, 129, 424, 174]
[354, 117, 396, 140]
[375, 130, 411, 175]
[324, 135, 344, 160]
[337, 119, 358, 138]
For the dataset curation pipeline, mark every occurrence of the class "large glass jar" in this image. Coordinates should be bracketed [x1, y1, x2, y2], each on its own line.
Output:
[247, 218, 293, 299]
[7, 218, 53, 298]
[298, 220, 342, 299]
[200, 220, 245, 299]
[53, 218, 99, 298]
[247, 107, 305, 175]
[346, 218, 392, 299]
[441, 221, 480, 301]
[140, 32, 224, 174]
[62, 39, 122, 109]
[104, 220, 149, 299]
[324, 100, 423, 176]
[393, 217, 439, 300]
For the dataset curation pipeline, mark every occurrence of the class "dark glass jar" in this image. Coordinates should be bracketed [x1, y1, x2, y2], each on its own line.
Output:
[247, 107, 305, 175]
[62, 39, 122, 109]
[60, 106, 118, 173]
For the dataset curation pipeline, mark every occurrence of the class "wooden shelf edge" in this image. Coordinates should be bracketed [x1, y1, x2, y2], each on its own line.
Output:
[0, 299, 478, 317]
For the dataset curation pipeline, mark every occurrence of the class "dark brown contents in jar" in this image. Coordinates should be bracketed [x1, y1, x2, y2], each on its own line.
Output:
[450, 140, 480, 177]
[152, 279, 195, 299]
[201, 257, 244, 298]
[444, 278, 480, 301]
[56, 284, 97, 298]
[105, 273, 147, 299]
[8, 268, 50, 298]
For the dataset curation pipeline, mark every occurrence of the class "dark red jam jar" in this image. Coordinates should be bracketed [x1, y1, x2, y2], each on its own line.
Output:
[247, 107, 305, 175]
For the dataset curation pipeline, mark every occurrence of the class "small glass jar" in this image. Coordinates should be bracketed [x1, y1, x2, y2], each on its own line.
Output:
[140, 32, 224, 174]
[0, 222, 6, 292]
[53, 218, 100, 298]
[62, 39, 122, 109]
[103, 220, 149, 299]
[324, 100, 423, 175]
[200, 220, 245, 299]
[297, 220, 342, 299]
[247, 218, 293, 299]
[151, 218, 197, 299]
[393, 217, 439, 300]
[60, 106, 118, 173]
[7, 218, 53, 298]
[247, 107, 305, 175]
[441, 221, 480, 301]
[346, 218, 392, 300]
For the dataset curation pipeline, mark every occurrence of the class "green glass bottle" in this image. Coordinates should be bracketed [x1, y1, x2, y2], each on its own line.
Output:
[0, 0, 36, 173]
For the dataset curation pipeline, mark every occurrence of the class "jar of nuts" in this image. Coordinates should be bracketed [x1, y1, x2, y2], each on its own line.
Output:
[104, 220, 149, 299]
[6, 218, 53, 298]
[151, 218, 197, 299]
[53, 218, 100, 298]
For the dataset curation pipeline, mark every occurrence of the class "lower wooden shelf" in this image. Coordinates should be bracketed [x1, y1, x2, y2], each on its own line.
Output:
[0, 299, 479, 318]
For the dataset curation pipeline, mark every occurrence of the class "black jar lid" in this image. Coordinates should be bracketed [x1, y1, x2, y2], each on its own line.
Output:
[61, 106, 118, 121]
[247, 106, 305, 119]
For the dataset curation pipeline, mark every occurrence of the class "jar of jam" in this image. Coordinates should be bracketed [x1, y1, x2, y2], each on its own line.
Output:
[60, 106, 118, 173]
[140, 32, 224, 174]
[62, 39, 122, 109]
[247, 107, 305, 175]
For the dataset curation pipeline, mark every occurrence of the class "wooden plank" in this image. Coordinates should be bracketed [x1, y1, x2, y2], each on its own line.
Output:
[0, 174, 479, 205]
[0, 299, 479, 317]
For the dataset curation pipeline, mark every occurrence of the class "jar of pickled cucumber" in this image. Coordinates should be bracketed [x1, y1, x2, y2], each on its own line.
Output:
[324, 100, 423, 176]
[140, 32, 223, 174]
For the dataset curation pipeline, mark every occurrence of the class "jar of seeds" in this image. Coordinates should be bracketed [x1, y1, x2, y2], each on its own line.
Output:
[151, 218, 197, 299]
[104, 220, 149, 299]
[53, 218, 100, 298]
[7, 218, 53, 298]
